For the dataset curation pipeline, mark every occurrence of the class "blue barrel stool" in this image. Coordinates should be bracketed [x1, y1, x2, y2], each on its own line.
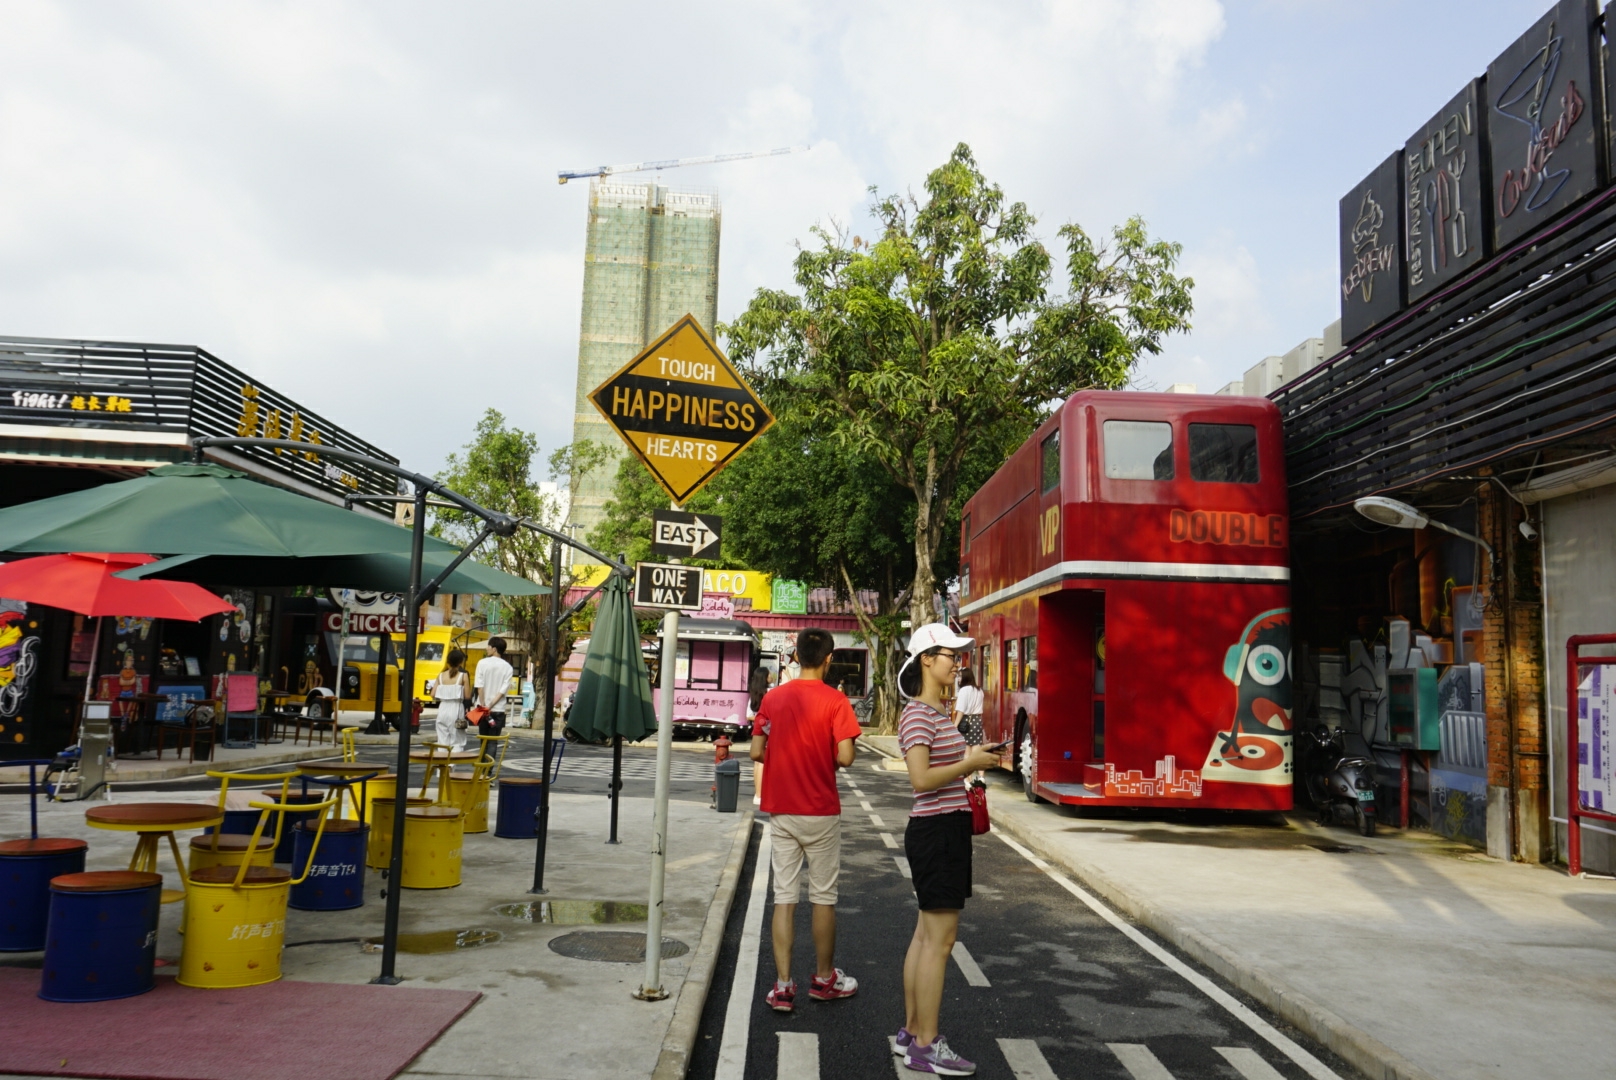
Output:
[0, 839, 88, 952]
[289, 820, 367, 911]
[205, 808, 264, 837]
[273, 793, 327, 863]
[39, 871, 162, 1002]
[495, 777, 545, 839]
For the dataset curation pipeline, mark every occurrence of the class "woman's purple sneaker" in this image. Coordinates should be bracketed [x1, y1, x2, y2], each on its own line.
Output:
[890, 1027, 913, 1055]
[903, 1035, 975, 1075]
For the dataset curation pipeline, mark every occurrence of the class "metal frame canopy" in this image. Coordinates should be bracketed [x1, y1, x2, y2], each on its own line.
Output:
[587, 314, 774, 505]
[188, 435, 629, 984]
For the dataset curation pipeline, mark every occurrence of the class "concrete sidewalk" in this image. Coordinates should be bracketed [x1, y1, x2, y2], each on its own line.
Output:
[860, 735, 1616, 1080]
[0, 782, 751, 1080]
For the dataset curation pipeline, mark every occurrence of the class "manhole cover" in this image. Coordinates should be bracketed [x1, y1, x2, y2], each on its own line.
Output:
[548, 931, 689, 963]
[495, 900, 648, 925]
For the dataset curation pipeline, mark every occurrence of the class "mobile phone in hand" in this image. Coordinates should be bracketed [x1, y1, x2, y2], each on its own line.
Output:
[983, 740, 1010, 754]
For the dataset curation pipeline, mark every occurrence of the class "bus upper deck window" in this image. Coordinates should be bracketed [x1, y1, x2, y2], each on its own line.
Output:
[962, 514, 971, 553]
[1040, 430, 1060, 493]
[1189, 423, 1259, 483]
[1103, 420, 1174, 480]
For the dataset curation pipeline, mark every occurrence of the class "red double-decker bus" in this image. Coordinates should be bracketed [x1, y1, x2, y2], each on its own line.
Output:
[958, 390, 1292, 810]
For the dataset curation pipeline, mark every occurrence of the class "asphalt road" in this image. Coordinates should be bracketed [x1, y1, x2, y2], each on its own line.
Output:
[686, 757, 1363, 1080]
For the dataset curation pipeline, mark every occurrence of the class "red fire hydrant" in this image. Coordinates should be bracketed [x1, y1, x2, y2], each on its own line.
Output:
[713, 733, 732, 764]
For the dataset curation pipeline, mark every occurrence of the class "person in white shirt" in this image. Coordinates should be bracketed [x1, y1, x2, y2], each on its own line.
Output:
[472, 636, 514, 756]
[953, 667, 986, 782]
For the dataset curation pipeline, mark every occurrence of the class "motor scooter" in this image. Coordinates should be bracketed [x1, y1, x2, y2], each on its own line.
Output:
[1302, 724, 1377, 836]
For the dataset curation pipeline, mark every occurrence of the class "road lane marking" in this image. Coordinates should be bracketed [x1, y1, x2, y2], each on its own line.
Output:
[714, 827, 772, 1080]
[868, 813, 886, 828]
[997, 1039, 1059, 1080]
[992, 829, 1345, 1080]
[951, 941, 990, 986]
[859, 799, 875, 812]
[776, 1032, 819, 1080]
[869, 763, 884, 774]
[879, 832, 898, 849]
[1109, 1043, 1175, 1080]
[1216, 1047, 1288, 1080]
[893, 855, 912, 878]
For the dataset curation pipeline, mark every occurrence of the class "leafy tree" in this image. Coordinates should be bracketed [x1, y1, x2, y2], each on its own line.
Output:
[586, 456, 733, 569]
[723, 143, 1194, 629]
[433, 410, 579, 681]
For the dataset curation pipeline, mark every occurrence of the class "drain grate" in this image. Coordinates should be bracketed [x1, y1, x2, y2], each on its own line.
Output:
[547, 930, 689, 963]
[495, 900, 648, 925]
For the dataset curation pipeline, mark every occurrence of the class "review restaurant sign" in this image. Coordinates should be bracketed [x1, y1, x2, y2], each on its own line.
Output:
[589, 314, 775, 504]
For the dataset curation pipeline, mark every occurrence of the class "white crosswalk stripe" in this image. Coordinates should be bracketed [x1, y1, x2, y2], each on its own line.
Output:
[1109, 1043, 1177, 1080]
[950, 941, 990, 986]
[997, 1039, 1059, 1080]
[776, 1032, 818, 1080]
[893, 855, 912, 878]
[1216, 1047, 1290, 1080]
[879, 831, 898, 849]
[868, 813, 886, 827]
[859, 798, 875, 811]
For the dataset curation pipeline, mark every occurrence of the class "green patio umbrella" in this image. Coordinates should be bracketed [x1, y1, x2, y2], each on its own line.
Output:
[119, 550, 546, 596]
[0, 462, 457, 558]
[566, 572, 656, 842]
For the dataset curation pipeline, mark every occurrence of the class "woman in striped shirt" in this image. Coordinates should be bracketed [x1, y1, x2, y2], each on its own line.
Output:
[894, 624, 1003, 1076]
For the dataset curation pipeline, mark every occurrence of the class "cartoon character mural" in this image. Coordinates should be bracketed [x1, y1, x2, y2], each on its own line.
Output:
[1202, 607, 1293, 786]
[0, 599, 42, 725]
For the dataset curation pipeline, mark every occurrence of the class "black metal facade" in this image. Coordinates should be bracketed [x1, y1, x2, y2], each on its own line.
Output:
[0, 334, 397, 497]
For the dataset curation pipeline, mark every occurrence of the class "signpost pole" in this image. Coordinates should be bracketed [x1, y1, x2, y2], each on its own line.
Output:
[532, 533, 563, 893]
[635, 607, 680, 1001]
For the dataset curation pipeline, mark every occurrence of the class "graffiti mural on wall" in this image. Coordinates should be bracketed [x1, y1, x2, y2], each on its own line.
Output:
[1202, 608, 1293, 787]
[0, 600, 41, 735]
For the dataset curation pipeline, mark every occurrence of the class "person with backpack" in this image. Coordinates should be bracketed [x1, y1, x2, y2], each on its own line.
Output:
[893, 623, 1002, 1076]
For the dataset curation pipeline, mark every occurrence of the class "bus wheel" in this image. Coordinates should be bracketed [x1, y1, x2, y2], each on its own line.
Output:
[1017, 722, 1042, 803]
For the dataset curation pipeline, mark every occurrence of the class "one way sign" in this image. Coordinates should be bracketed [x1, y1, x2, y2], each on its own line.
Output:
[651, 510, 722, 560]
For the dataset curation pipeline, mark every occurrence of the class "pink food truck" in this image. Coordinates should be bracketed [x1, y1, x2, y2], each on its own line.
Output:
[669, 614, 758, 739]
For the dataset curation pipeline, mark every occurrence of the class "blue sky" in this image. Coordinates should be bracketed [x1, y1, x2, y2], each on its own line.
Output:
[0, 1, 1571, 472]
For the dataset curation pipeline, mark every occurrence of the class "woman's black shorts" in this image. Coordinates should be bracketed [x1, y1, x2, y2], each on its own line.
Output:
[904, 810, 973, 911]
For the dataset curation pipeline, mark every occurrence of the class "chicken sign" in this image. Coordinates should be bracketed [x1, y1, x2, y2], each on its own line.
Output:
[589, 314, 775, 505]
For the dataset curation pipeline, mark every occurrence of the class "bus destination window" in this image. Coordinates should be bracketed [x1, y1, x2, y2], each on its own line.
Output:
[1040, 430, 1060, 492]
[1103, 420, 1174, 480]
[1188, 423, 1259, 483]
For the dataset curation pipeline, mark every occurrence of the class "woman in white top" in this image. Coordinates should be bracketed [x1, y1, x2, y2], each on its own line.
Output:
[433, 648, 469, 751]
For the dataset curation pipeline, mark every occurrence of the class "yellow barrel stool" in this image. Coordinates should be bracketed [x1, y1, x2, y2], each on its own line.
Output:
[400, 806, 463, 889]
[355, 773, 398, 823]
[446, 771, 490, 834]
[188, 833, 276, 877]
[367, 796, 430, 870]
[178, 794, 338, 989]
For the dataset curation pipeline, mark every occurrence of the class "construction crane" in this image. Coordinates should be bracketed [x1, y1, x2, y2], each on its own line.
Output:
[557, 146, 806, 185]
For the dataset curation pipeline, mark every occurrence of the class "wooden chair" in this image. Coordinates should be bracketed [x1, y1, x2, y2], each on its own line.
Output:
[154, 700, 220, 763]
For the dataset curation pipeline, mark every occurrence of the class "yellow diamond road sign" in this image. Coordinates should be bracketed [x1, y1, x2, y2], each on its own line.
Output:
[589, 314, 775, 505]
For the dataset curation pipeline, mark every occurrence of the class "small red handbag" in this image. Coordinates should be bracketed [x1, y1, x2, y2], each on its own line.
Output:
[967, 780, 990, 835]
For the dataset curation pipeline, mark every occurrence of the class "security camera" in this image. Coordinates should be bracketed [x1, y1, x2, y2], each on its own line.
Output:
[1519, 520, 1539, 542]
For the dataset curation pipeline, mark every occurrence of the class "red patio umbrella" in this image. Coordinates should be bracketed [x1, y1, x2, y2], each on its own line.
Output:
[0, 553, 237, 620]
[0, 553, 238, 704]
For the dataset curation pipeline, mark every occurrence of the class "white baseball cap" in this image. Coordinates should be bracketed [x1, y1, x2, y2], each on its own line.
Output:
[906, 622, 973, 657]
[898, 622, 974, 698]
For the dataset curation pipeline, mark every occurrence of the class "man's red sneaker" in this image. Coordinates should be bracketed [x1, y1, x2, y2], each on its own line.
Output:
[765, 980, 796, 1012]
[809, 968, 858, 1001]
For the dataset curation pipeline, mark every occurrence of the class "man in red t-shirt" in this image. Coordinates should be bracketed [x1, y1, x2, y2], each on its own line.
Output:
[748, 627, 862, 1012]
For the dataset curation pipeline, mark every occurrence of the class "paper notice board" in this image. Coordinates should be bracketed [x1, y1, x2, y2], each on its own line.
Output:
[1576, 664, 1616, 813]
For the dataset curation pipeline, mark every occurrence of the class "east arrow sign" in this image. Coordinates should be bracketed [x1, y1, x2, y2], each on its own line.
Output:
[589, 314, 775, 504]
[651, 509, 723, 560]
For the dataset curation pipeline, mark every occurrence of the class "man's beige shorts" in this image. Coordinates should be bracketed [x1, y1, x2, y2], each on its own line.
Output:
[770, 813, 842, 906]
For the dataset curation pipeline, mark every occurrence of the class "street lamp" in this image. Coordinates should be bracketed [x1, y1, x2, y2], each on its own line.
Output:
[1353, 496, 1493, 555]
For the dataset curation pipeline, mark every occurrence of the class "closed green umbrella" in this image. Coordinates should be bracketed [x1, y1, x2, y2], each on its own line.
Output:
[0, 462, 456, 558]
[119, 550, 546, 596]
[566, 572, 656, 842]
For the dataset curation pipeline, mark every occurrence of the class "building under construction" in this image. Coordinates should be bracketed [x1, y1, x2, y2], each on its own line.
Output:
[568, 180, 721, 534]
